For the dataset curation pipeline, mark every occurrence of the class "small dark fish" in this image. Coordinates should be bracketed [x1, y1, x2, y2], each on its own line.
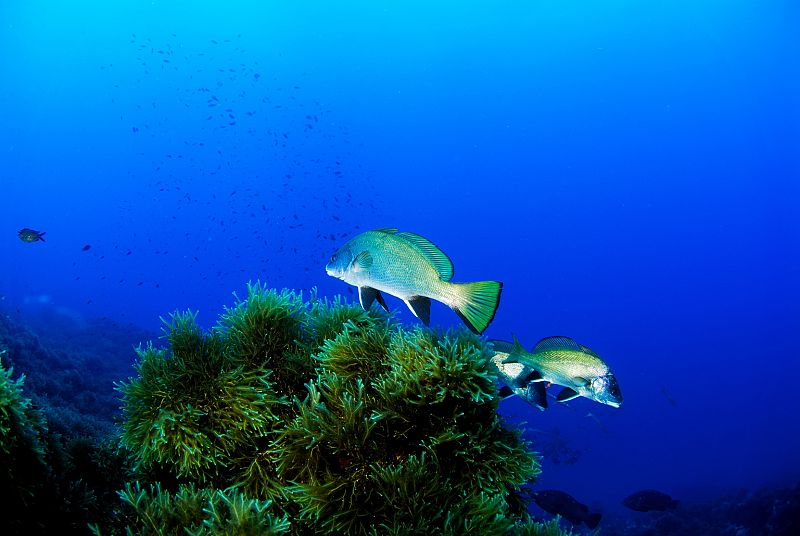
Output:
[18, 228, 46, 242]
[81, 244, 91, 251]
[623, 490, 679, 512]
[532, 490, 601, 529]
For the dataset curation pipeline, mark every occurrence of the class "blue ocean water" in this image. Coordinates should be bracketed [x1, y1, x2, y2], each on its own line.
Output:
[1, 0, 798, 531]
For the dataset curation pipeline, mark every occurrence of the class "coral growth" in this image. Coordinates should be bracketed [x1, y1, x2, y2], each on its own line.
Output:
[115, 283, 544, 534]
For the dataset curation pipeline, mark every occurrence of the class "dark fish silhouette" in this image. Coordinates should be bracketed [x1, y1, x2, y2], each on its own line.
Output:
[623, 489, 679, 512]
[18, 228, 46, 242]
[531, 490, 602, 529]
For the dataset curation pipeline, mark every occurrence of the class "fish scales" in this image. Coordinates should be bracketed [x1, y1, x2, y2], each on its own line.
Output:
[363, 232, 446, 299]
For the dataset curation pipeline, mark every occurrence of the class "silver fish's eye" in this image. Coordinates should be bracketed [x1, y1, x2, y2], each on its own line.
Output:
[330, 254, 337, 263]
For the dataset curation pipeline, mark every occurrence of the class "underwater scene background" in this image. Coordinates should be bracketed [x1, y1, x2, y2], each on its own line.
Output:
[1, 1, 798, 534]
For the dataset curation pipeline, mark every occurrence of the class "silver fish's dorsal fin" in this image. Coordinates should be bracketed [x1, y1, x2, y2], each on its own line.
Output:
[404, 295, 431, 326]
[511, 335, 526, 354]
[532, 336, 581, 353]
[488, 338, 523, 364]
[488, 339, 516, 354]
[371, 227, 399, 234]
[579, 344, 601, 359]
[394, 231, 454, 281]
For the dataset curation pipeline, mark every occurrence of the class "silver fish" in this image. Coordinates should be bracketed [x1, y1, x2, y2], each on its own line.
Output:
[325, 228, 502, 334]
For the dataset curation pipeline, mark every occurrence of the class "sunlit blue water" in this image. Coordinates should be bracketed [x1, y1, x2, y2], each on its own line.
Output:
[1, 0, 798, 527]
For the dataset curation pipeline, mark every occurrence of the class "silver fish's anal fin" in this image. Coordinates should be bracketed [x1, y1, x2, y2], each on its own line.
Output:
[404, 296, 431, 326]
[525, 381, 548, 411]
[497, 385, 515, 399]
[533, 336, 581, 353]
[394, 231, 454, 281]
[351, 251, 373, 272]
[556, 387, 580, 402]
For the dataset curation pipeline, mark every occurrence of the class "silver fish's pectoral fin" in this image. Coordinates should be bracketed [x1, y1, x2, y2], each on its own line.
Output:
[521, 369, 544, 383]
[358, 286, 381, 310]
[556, 387, 580, 402]
[525, 381, 548, 411]
[404, 296, 431, 326]
[351, 251, 373, 272]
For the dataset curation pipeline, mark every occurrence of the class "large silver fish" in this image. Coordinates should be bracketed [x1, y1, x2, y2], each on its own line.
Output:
[488, 336, 623, 408]
[325, 228, 502, 334]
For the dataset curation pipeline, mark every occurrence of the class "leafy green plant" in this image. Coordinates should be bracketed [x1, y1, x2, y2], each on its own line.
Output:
[118, 310, 285, 489]
[107, 481, 289, 536]
[114, 283, 557, 535]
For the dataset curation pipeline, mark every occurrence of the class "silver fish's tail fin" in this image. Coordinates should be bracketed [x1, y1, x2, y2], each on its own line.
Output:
[451, 281, 502, 334]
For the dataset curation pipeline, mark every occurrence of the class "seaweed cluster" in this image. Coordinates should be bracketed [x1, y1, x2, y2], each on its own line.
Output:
[109, 283, 549, 534]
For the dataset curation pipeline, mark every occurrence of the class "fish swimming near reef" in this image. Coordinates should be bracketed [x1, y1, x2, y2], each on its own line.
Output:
[325, 228, 502, 334]
[488, 336, 623, 408]
[490, 347, 548, 411]
[18, 228, 46, 242]
[623, 489, 680, 512]
[531, 489, 602, 529]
